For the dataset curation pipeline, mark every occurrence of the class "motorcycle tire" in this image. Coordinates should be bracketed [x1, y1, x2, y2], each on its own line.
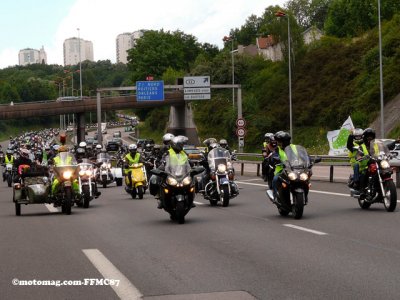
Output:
[222, 185, 230, 207]
[176, 201, 185, 224]
[102, 175, 107, 188]
[209, 199, 218, 206]
[116, 178, 123, 186]
[82, 185, 90, 209]
[7, 175, 12, 187]
[15, 203, 21, 216]
[383, 180, 397, 212]
[278, 207, 290, 216]
[137, 186, 144, 199]
[131, 188, 137, 199]
[292, 192, 304, 219]
[358, 195, 371, 210]
[62, 187, 72, 215]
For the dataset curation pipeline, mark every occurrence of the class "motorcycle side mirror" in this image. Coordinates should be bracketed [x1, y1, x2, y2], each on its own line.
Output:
[190, 166, 205, 176]
[313, 156, 322, 164]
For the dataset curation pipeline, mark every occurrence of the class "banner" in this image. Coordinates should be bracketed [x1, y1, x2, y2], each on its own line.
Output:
[327, 116, 354, 156]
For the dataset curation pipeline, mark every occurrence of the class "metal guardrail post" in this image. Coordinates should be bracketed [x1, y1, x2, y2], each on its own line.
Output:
[329, 165, 334, 182]
[256, 164, 260, 177]
[241, 163, 244, 176]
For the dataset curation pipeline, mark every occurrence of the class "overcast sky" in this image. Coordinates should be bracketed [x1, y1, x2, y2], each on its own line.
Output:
[0, 0, 286, 69]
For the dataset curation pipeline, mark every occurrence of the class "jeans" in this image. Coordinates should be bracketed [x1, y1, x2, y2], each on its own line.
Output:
[272, 174, 280, 196]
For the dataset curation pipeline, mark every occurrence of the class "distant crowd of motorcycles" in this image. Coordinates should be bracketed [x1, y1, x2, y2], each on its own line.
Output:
[1, 126, 399, 222]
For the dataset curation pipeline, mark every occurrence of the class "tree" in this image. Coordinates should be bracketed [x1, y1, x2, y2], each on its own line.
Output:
[286, 0, 332, 30]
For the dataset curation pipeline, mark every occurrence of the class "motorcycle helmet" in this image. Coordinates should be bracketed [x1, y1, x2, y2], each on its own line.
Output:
[96, 144, 102, 151]
[128, 143, 138, 154]
[59, 133, 66, 145]
[210, 142, 219, 150]
[6, 149, 13, 155]
[79, 141, 87, 148]
[362, 128, 375, 144]
[264, 133, 274, 143]
[219, 139, 228, 148]
[76, 147, 85, 156]
[353, 128, 364, 145]
[170, 136, 184, 153]
[58, 145, 68, 152]
[162, 133, 175, 145]
[274, 131, 291, 148]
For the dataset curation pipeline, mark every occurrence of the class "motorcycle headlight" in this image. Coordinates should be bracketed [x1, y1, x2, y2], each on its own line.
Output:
[217, 164, 227, 173]
[182, 176, 192, 186]
[380, 160, 390, 169]
[107, 163, 111, 168]
[79, 170, 85, 176]
[300, 173, 309, 181]
[63, 170, 73, 180]
[288, 172, 297, 181]
[167, 176, 178, 186]
[85, 170, 93, 176]
[227, 162, 232, 169]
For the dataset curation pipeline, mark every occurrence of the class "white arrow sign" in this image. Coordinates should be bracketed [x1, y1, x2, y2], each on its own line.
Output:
[183, 76, 210, 88]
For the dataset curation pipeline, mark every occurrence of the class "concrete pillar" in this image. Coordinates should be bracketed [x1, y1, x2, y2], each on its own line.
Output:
[76, 112, 86, 143]
[166, 103, 200, 146]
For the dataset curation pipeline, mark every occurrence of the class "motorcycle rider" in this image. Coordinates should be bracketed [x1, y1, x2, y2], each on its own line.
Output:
[160, 133, 175, 158]
[124, 143, 144, 188]
[51, 145, 79, 197]
[261, 133, 276, 182]
[271, 131, 293, 202]
[346, 128, 365, 190]
[3, 148, 14, 181]
[13, 148, 33, 183]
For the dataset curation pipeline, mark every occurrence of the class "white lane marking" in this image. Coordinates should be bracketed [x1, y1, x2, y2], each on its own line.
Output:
[83, 249, 143, 300]
[238, 178, 263, 182]
[194, 201, 205, 206]
[236, 181, 400, 202]
[283, 224, 328, 236]
[45, 204, 59, 213]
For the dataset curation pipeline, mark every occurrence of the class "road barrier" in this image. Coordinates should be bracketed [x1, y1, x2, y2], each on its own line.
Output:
[235, 152, 400, 188]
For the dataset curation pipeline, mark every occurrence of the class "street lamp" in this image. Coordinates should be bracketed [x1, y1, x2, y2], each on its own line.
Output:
[276, 10, 293, 139]
[377, 0, 384, 138]
[223, 35, 235, 108]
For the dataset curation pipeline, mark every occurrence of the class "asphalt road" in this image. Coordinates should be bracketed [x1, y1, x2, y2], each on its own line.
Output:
[1, 168, 400, 300]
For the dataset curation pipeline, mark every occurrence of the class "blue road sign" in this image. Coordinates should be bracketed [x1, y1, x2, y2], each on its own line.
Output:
[136, 81, 164, 101]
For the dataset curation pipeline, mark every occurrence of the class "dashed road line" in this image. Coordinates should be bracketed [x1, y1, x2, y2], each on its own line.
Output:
[283, 224, 328, 235]
[83, 249, 143, 300]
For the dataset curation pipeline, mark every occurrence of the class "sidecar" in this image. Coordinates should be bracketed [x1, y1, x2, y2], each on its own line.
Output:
[13, 169, 51, 216]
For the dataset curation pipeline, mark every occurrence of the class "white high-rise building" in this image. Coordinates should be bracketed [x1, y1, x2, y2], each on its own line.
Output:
[63, 37, 94, 66]
[116, 30, 144, 64]
[19, 46, 47, 66]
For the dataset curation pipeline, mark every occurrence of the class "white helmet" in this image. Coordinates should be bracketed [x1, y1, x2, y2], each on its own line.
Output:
[128, 144, 137, 151]
[95, 144, 102, 150]
[162, 133, 175, 145]
[79, 141, 87, 148]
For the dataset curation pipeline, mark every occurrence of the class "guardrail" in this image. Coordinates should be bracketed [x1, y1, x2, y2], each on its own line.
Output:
[235, 152, 400, 188]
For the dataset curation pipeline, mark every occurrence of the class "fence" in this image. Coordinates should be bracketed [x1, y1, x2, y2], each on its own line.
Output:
[235, 152, 400, 188]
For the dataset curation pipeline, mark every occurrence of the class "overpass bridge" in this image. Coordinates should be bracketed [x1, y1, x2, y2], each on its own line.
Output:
[0, 84, 242, 146]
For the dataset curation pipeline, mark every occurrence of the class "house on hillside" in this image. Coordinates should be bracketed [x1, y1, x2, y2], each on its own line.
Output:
[254, 27, 323, 61]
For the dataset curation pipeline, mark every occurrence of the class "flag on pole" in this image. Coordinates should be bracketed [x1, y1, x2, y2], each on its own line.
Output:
[275, 11, 286, 17]
[327, 116, 354, 156]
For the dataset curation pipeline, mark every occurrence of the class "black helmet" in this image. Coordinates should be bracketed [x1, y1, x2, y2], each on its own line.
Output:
[264, 133, 274, 143]
[170, 136, 184, 153]
[353, 128, 364, 144]
[362, 128, 375, 143]
[274, 131, 291, 148]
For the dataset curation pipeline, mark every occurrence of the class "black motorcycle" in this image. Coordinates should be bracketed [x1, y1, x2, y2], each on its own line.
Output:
[349, 140, 397, 212]
[203, 147, 238, 207]
[151, 157, 204, 224]
[266, 145, 320, 219]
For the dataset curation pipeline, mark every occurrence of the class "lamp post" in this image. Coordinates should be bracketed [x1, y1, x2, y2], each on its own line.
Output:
[223, 35, 235, 108]
[377, 0, 384, 138]
[276, 10, 293, 139]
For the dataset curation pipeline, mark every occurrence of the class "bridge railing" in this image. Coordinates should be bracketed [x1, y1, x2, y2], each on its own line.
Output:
[234, 152, 400, 187]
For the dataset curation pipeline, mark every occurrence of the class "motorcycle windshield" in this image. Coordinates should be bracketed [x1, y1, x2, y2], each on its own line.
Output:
[284, 145, 311, 169]
[369, 140, 390, 158]
[207, 148, 231, 171]
[165, 155, 191, 179]
[97, 153, 110, 162]
[56, 152, 77, 166]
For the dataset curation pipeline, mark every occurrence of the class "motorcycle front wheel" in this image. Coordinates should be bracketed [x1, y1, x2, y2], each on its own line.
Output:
[102, 174, 107, 188]
[292, 192, 304, 219]
[7, 174, 12, 187]
[62, 187, 72, 215]
[222, 185, 230, 207]
[176, 201, 185, 224]
[137, 186, 144, 199]
[82, 185, 90, 208]
[383, 180, 397, 212]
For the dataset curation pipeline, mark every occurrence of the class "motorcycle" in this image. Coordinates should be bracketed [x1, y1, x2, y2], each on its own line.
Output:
[13, 165, 51, 216]
[125, 163, 147, 199]
[151, 158, 204, 224]
[266, 145, 320, 219]
[203, 147, 238, 207]
[77, 159, 96, 208]
[349, 140, 398, 212]
[3, 162, 16, 187]
[51, 152, 79, 215]
[95, 152, 114, 188]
